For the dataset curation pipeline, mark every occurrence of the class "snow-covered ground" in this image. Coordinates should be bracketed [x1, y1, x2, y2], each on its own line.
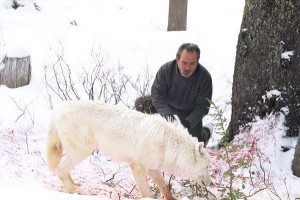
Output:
[0, 0, 299, 199]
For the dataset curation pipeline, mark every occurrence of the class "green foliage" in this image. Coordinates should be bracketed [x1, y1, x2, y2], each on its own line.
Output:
[208, 100, 286, 199]
[209, 100, 254, 200]
[208, 100, 230, 146]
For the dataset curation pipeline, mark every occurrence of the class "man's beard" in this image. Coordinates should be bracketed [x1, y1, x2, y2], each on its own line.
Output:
[179, 68, 195, 78]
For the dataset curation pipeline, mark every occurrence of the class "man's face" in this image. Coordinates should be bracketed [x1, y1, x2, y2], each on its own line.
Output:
[177, 49, 198, 78]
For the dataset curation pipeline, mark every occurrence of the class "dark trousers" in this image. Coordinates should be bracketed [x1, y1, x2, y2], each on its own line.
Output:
[135, 95, 210, 144]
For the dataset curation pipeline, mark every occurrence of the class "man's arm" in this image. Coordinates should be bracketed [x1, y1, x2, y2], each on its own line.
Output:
[185, 72, 213, 128]
[151, 66, 173, 117]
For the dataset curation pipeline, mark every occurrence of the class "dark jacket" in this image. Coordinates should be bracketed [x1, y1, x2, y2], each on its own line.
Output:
[151, 59, 213, 128]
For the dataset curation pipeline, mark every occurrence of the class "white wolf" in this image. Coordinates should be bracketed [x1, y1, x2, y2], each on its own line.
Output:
[46, 100, 211, 200]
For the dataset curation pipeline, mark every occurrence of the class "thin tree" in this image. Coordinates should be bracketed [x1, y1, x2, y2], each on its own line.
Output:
[167, 0, 188, 31]
[228, 1, 300, 174]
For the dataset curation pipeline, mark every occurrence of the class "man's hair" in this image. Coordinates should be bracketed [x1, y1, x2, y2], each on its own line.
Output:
[176, 43, 201, 61]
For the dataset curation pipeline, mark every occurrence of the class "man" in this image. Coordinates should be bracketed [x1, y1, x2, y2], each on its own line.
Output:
[151, 43, 213, 145]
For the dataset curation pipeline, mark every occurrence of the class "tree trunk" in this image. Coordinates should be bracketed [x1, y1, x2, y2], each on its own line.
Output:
[0, 55, 31, 88]
[167, 0, 188, 31]
[229, 0, 300, 176]
[292, 130, 300, 177]
[229, 0, 300, 139]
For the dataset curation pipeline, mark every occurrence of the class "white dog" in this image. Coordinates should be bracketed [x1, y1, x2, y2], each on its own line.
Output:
[46, 100, 211, 200]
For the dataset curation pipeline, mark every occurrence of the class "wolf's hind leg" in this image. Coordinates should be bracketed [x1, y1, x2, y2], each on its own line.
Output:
[148, 169, 176, 200]
[57, 152, 90, 194]
[130, 163, 151, 198]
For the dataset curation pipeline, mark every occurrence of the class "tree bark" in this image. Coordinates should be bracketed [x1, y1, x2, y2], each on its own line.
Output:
[229, 0, 300, 176]
[292, 130, 300, 177]
[167, 0, 188, 31]
[0, 56, 31, 88]
[229, 0, 300, 140]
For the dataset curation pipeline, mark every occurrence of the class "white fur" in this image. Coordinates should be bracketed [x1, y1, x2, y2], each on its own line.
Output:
[46, 100, 211, 199]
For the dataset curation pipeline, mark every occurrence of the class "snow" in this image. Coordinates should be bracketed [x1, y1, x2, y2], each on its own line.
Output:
[281, 51, 294, 60]
[262, 89, 282, 102]
[0, 0, 299, 199]
[266, 89, 281, 98]
[4, 44, 30, 58]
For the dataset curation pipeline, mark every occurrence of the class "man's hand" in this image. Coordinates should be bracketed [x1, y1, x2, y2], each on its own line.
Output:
[165, 114, 176, 122]
[181, 119, 190, 129]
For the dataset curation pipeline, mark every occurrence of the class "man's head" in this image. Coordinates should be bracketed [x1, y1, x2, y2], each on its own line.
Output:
[176, 43, 200, 78]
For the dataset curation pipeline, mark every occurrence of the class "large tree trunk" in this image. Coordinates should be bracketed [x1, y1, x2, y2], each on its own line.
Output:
[0, 55, 31, 88]
[167, 0, 188, 31]
[229, 0, 300, 176]
[292, 130, 300, 177]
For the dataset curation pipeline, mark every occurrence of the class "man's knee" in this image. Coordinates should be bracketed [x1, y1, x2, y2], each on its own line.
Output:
[202, 127, 211, 146]
[188, 121, 211, 145]
[188, 122, 203, 141]
[190, 128, 210, 145]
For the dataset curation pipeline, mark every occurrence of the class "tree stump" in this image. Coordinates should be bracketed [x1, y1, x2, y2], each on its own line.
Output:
[135, 95, 157, 114]
[0, 55, 31, 88]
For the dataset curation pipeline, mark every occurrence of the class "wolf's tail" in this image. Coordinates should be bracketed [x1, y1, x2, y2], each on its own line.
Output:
[46, 119, 63, 172]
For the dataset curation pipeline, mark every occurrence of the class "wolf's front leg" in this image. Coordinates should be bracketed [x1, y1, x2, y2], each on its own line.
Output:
[130, 163, 152, 198]
[68, 174, 81, 186]
[148, 169, 176, 200]
[57, 171, 79, 194]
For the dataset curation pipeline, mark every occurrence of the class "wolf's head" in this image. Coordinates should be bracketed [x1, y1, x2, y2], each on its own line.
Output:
[193, 142, 212, 187]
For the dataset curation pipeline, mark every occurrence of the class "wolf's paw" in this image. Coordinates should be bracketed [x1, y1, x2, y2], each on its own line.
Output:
[67, 187, 85, 195]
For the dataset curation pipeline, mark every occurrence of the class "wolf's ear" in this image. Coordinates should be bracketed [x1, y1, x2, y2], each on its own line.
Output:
[195, 142, 205, 155]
